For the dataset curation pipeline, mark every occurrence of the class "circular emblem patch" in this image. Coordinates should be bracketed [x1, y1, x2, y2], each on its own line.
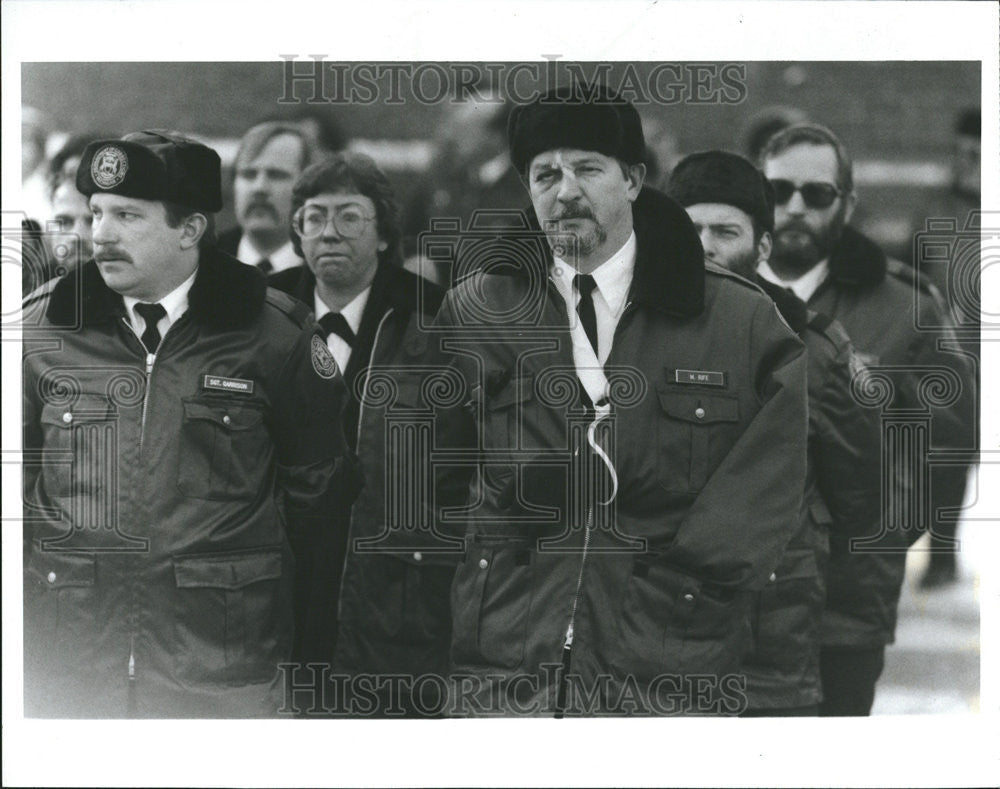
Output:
[311, 335, 339, 379]
[91, 145, 129, 189]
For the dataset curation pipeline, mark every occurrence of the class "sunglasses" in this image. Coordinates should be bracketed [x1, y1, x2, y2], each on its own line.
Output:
[768, 179, 842, 209]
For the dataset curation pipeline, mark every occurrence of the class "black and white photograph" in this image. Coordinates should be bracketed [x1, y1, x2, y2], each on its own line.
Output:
[3, 1, 998, 786]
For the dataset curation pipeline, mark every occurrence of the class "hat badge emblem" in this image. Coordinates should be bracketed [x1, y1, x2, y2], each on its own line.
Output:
[91, 145, 129, 189]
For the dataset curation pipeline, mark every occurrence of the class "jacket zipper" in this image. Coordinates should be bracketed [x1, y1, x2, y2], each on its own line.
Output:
[121, 318, 158, 453]
[120, 312, 180, 709]
[564, 503, 594, 648]
[337, 307, 394, 621]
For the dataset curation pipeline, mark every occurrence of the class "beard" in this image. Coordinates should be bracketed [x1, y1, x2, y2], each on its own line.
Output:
[716, 244, 761, 281]
[771, 207, 846, 274]
[546, 204, 607, 261]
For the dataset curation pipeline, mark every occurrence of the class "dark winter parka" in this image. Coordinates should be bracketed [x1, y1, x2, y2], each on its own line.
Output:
[22, 249, 359, 717]
[811, 226, 976, 647]
[432, 188, 809, 715]
[742, 278, 881, 710]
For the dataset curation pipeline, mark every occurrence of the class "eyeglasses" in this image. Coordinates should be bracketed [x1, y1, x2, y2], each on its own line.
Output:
[293, 204, 376, 240]
[768, 179, 842, 209]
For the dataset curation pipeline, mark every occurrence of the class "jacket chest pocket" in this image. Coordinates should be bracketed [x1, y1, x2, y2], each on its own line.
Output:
[38, 396, 118, 503]
[655, 389, 740, 493]
[177, 398, 270, 501]
[172, 548, 288, 686]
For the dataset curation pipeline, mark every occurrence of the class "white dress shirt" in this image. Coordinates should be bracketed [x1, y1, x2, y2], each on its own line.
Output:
[551, 231, 637, 405]
[757, 259, 829, 303]
[123, 268, 197, 353]
[237, 236, 302, 273]
[315, 286, 371, 373]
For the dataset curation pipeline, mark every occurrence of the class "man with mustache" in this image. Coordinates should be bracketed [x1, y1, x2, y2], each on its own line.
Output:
[218, 121, 318, 274]
[22, 130, 359, 717]
[759, 123, 976, 716]
[431, 84, 808, 716]
[668, 150, 881, 716]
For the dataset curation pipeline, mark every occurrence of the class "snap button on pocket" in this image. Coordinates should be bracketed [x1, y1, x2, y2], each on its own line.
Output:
[47, 571, 57, 583]
[479, 558, 489, 570]
[683, 592, 695, 602]
[62, 412, 73, 424]
[222, 414, 231, 426]
[769, 572, 777, 582]
[413, 552, 423, 562]
[694, 407, 705, 419]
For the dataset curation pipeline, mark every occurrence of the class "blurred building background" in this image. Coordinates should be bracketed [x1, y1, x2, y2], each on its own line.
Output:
[22, 61, 981, 262]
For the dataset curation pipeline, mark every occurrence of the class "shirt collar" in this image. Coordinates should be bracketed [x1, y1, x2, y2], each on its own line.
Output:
[314, 286, 371, 334]
[123, 267, 197, 329]
[237, 236, 303, 272]
[551, 230, 637, 316]
[757, 258, 829, 302]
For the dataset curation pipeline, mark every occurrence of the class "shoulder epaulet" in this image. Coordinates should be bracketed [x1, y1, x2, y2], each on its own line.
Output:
[886, 258, 935, 295]
[885, 257, 949, 313]
[264, 287, 312, 327]
[806, 308, 853, 356]
[703, 261, 766, 294]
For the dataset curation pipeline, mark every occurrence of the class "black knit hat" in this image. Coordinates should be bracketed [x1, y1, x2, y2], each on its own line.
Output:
[507, 83, 645, 174]
[666, 150, 774, 233]
[77, 129, 222, 212]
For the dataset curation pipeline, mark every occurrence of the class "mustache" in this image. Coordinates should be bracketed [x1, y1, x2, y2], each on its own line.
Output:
[553, 205, 596, 222]
[95, 247, 132, 263]
[776, 219, 817, 236]
[245, 200, 277, 215]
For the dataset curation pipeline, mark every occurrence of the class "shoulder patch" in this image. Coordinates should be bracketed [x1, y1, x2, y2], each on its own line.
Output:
[265, 288, 312, 327]
[311, 334, 340, 379]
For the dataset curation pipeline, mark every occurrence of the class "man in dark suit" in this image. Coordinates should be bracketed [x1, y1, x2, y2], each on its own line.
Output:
[218, 121, 318, 274]
[270, 152, 459, 717]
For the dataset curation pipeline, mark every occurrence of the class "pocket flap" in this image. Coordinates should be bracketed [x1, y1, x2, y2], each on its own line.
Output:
[27, 551, 97, 587]
[486, 375, 533, 411]
[182, 399, 263, 431]
[173, 549, 283, 589]
[657, 390, 739, 424]
[771, 548, 818, 582]
[40, 394, 117, 427]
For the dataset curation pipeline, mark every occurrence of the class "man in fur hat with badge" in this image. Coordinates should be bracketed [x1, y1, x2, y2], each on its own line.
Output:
[22, 130, 360, 718]
[431, 85, 809, 716]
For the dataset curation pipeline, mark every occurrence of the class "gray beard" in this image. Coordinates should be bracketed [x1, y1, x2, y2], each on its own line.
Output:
[550, 223, 607, 262]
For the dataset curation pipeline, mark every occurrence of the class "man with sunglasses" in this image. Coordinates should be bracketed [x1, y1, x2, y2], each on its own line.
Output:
[668, 149, 882, 717]
[759, 123, 976, 716]
[270, 152, 460, 716]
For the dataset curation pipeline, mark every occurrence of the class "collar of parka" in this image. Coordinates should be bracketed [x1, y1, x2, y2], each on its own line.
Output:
[45, 245, 267, 329]
[827, 224, 888, 289]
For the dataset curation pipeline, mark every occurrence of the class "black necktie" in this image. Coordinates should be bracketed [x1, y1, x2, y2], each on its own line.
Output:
[319, 312, 355, 347]
[257, 258, 273, 275]
[134, 302, 167, 354]
[574, 273, 599, 356]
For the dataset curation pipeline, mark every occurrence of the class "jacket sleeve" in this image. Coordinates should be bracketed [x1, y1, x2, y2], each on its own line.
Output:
[268, 323, 363, 541]
[661, 298, 808, 590]
[427, 293, 482, 526]
[810, 327, 883, 537]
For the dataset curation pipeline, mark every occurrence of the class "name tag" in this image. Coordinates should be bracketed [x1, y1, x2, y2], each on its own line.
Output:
[202, 375, 255, 394]
[674, 369, 726, 387]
